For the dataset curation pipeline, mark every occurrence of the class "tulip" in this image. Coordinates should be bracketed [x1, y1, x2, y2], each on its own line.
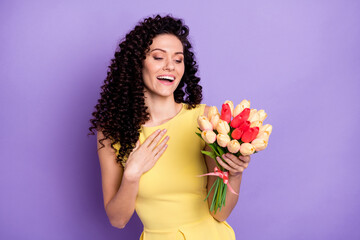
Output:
[217, 133, 231, 147]
[251, 138, 267, 151]
[256, 132, 269, 142]
[216, 119, 230, 134]
[231, 108, 251, 128]
[239, 143, 256, 156]
[239, 120, 251, 132]
[241, 127, 259, 143]
[227, 140, 241, 153]
[259, 124, 272, 135]
[250, 120, 263, 128]
[220, 103, 232, 123]
[197, 115, 213, 131]
[234, 99, 251, 117]
[201, 130, 217, 144]
[239, 108, 250, 121]
[230, 114, 245, 128]
[207, 106, 219, 120]
[224, 100, 234, 117]
[257, 109, 267, 122]
[210, 113, 220, 129]
[248, 109, 259, 122]
[231, 128, 244, 140]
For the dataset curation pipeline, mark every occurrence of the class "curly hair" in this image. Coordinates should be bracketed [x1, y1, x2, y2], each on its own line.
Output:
[88, 14, 203, 167]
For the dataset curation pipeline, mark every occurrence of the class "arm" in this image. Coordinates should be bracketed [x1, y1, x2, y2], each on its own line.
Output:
[97, 131, 137, 229]
[97, 129, 169, 229]
[204, 147, 244, 222]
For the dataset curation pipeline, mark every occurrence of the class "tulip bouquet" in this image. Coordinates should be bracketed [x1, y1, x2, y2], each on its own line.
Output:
[196, 99, 272, 213]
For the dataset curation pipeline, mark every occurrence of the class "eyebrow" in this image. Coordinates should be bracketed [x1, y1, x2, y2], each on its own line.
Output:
[150, 48, 184, 55]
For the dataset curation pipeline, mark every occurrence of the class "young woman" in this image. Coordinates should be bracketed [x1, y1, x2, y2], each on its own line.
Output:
[89, 14, 251, 240]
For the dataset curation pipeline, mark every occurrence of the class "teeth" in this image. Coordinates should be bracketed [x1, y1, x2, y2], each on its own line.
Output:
[157, 76, 174, 81]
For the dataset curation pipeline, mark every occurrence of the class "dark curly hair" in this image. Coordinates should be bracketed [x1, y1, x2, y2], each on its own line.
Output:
[88, 14, 203, 167]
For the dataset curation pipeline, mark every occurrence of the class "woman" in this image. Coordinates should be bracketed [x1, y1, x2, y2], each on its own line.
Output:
[88, 14, 251, 240]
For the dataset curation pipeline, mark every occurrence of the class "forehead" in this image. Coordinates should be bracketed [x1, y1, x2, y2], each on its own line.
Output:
[149, 34, 183, 52]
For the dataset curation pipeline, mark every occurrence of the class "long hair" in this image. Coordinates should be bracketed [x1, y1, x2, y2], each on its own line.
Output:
[88, 14, 203, 166]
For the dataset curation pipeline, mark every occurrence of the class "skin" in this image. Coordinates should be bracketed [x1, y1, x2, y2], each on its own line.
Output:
[97, 33, 251, 229]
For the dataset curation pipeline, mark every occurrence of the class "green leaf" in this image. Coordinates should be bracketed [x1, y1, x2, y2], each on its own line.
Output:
[216, 145, 225, 156]
[201, 150, 217, 160]
[208, 143, 220, 156]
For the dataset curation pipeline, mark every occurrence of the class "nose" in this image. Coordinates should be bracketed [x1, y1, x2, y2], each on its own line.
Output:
[163, 58, 175, 71]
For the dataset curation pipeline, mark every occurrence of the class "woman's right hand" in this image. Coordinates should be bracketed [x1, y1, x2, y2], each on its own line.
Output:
[123, 129, 169, 180]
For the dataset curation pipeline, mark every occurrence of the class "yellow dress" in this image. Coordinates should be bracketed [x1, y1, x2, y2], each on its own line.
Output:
[116, 103, 236, 240]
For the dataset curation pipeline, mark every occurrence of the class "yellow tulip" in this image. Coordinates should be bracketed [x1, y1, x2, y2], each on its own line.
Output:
[201, 130, 217, 144]
[197, 115, 213, 131]
[239, 143, 256, 156]
[234, 99, 251, 117]
[251, 138, 267, 151]
[259, 124, 272, 135]
[257, 109, 267, 122]
[256, 132, 269, 142]
[227, 140, 241, 153]
[210, 113, 220, 129]
[250, 120, 263, 128]
[248, 109, 259, 122]
[216, 119, 230, 134]
[217, 133, 231, 147]
[207, 106, 219, 120]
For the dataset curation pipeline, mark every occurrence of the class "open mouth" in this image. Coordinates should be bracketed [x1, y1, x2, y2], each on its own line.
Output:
[157, 75, 175, 82]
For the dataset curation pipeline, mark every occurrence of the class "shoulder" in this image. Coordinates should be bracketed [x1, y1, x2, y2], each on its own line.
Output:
[184, 103, 210, 117]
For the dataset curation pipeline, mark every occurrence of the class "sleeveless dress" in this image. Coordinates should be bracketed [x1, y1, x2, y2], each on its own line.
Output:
[115, 103, 236, 240]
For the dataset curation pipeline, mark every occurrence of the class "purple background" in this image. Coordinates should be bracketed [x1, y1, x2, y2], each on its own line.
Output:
[1, 0, 359, 239]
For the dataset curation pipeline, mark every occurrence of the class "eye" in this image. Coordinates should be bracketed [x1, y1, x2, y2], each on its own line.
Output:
[153, 57, 163, 60]
[175, 59, 183, 63]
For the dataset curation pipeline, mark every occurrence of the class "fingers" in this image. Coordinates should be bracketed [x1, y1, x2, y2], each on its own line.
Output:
[148, 129, 167, 150]
[223, 155, 248, 171]
[216, 153, 249, 174]
[238, 155, 251, 163]
[134, 140, 141, 150]
[143, 129, 163, 147]
[153, 137, 169, 161]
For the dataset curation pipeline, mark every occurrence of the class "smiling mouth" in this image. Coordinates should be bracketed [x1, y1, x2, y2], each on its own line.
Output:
[157, 75, 175, 82]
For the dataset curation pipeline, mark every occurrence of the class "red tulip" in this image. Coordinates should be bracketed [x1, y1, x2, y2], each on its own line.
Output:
[231, 114, 245, 128]
[239, 120, 251, 132]
[231, 128, 244, 140]
[241, 127, 259, 143]
[220, 103, 232, 123]
[239, 108, 250, 121]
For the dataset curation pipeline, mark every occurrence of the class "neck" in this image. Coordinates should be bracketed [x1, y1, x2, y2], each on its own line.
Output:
[143, 92, 182, 126]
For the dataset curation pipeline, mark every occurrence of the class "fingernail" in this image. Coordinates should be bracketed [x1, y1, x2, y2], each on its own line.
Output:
[163, 129, 167, 132]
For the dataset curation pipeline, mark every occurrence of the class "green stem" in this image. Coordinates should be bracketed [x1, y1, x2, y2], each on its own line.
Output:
[210, 178, 220, 212]
[204, 180, 217, 201]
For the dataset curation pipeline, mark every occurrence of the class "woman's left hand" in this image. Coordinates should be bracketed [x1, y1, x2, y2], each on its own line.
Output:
[216, 153, 251, 176]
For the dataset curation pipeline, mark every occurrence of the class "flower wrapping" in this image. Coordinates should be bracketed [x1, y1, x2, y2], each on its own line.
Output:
[196, 99, 273, 213]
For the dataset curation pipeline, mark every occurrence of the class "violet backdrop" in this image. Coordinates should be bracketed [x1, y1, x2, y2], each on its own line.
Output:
[1, 0, 359, 239]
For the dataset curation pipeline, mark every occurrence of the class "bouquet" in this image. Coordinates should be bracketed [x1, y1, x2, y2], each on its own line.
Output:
[196, 99, 273, 213]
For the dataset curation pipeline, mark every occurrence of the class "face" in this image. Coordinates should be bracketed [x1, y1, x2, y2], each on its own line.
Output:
[142, 34, 185, 98]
